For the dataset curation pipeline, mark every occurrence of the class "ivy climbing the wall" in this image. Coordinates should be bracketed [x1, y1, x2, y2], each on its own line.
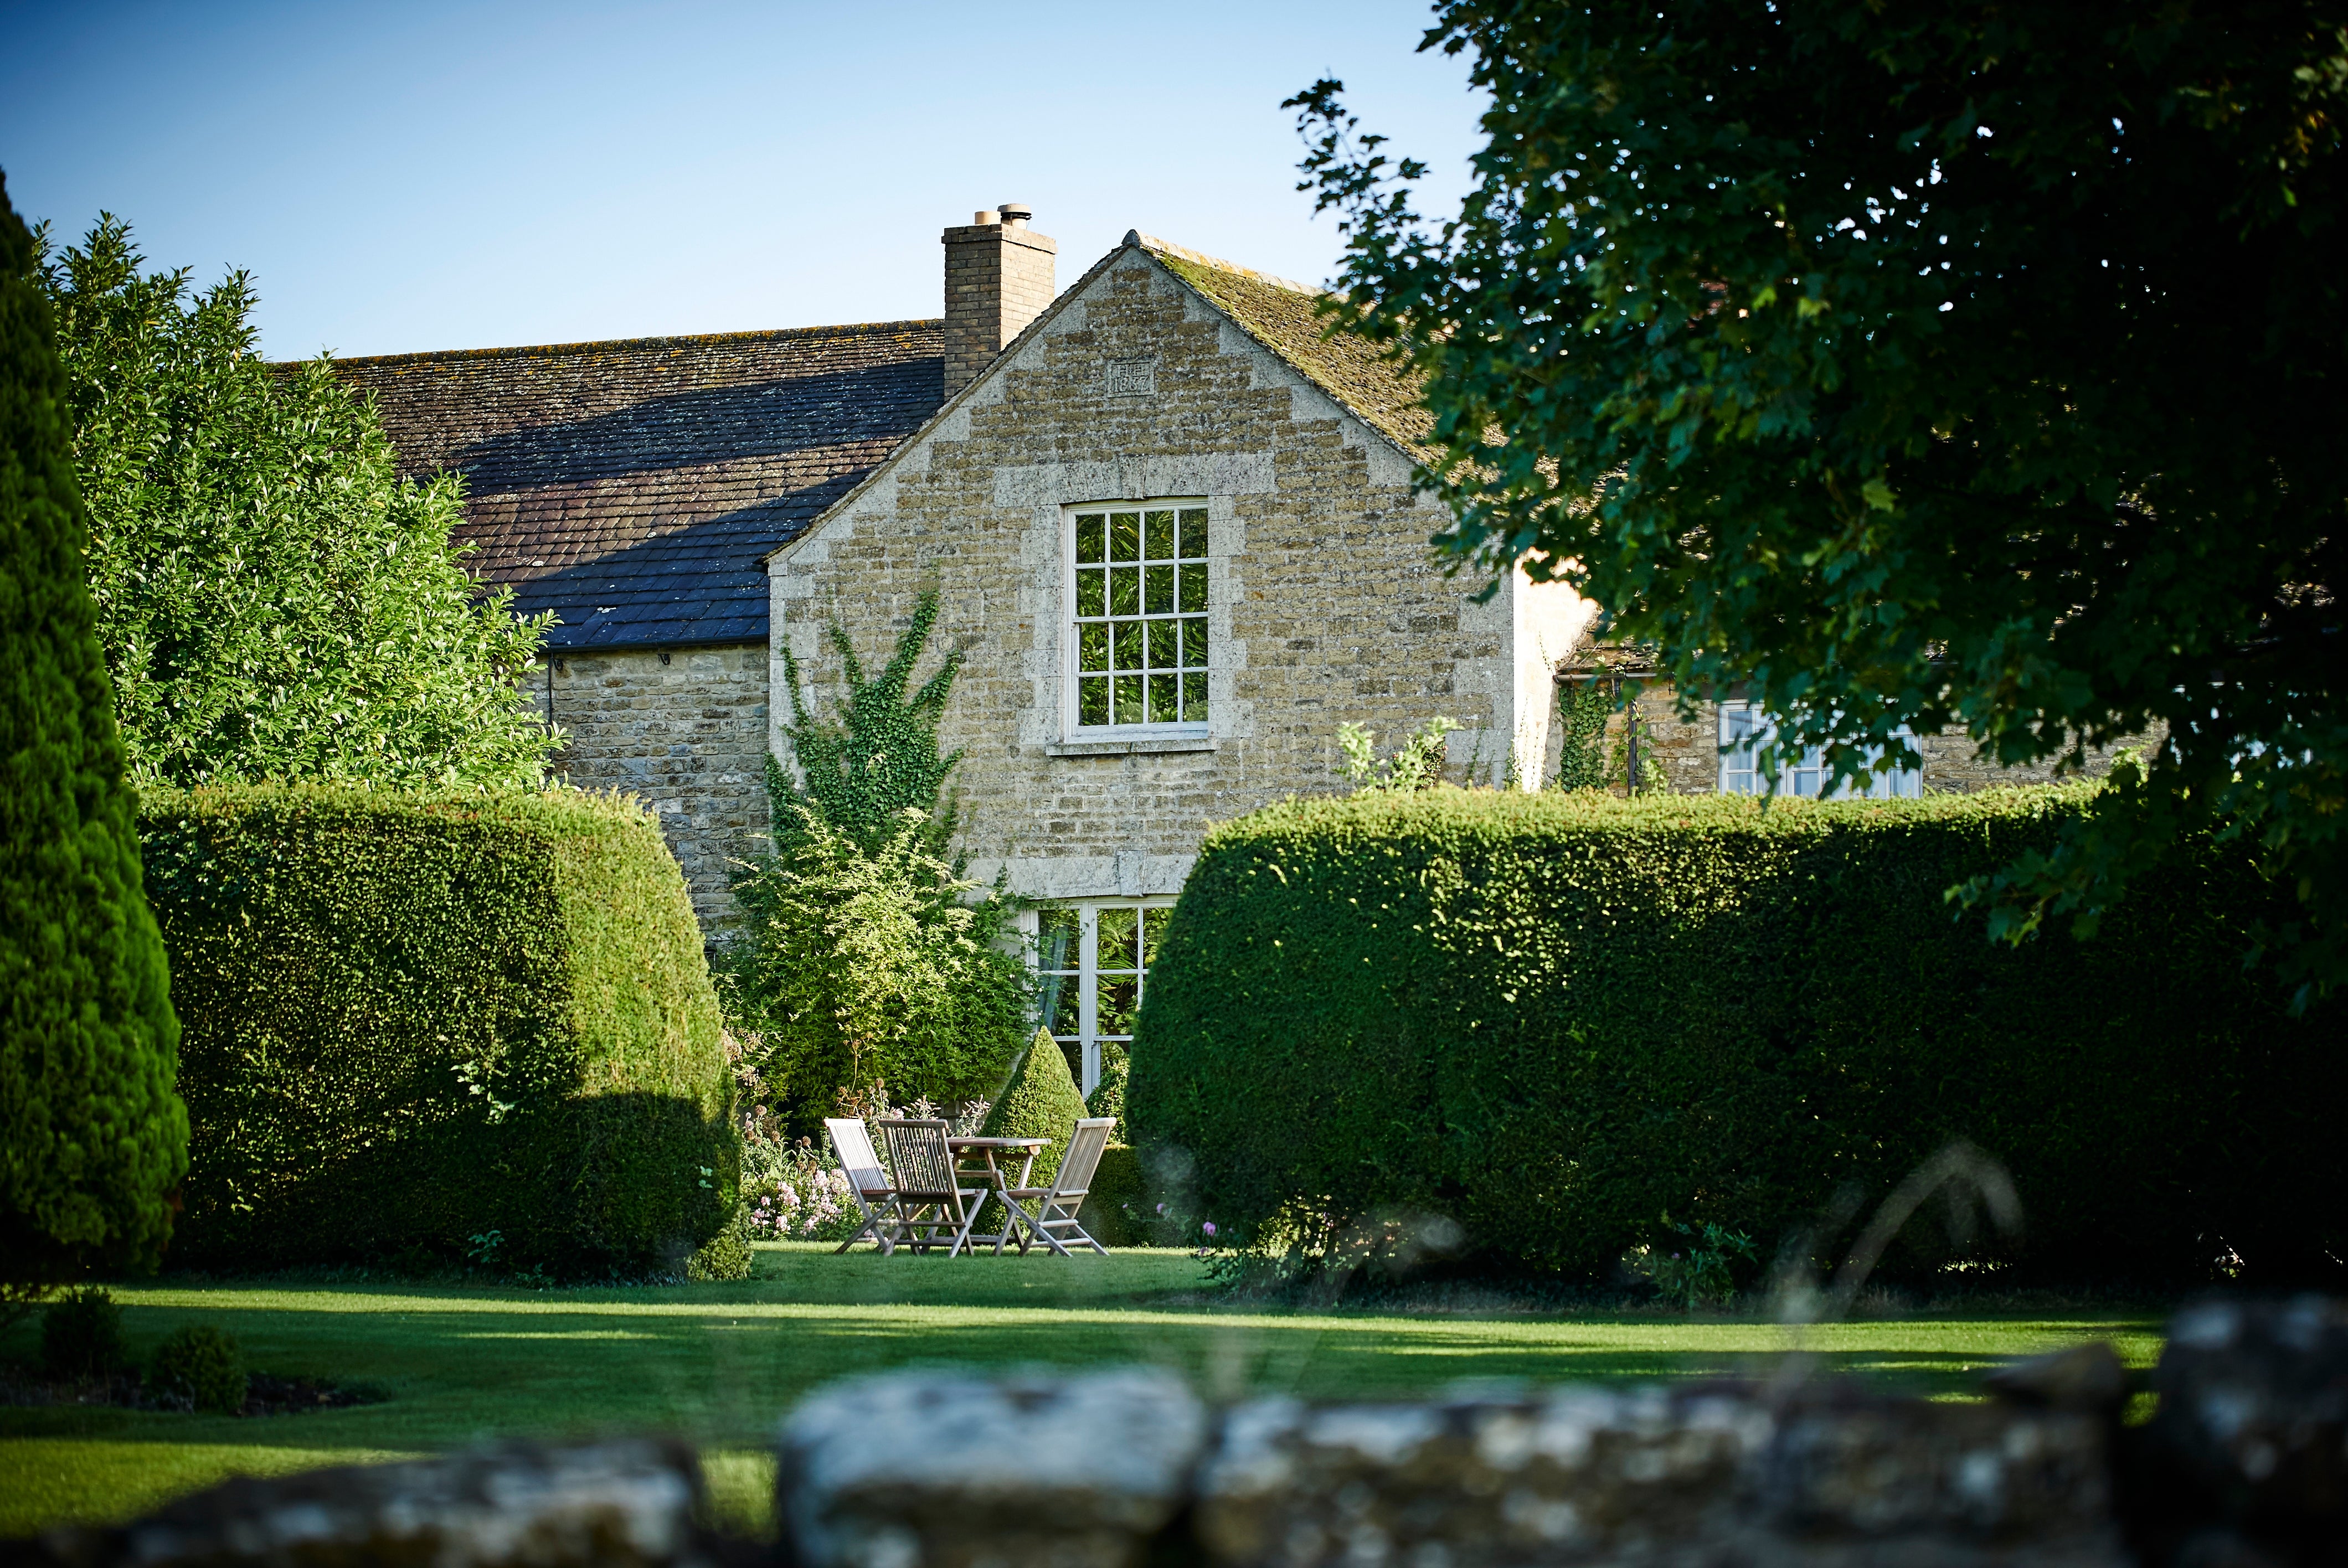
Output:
[724, 590, 1029, 1135]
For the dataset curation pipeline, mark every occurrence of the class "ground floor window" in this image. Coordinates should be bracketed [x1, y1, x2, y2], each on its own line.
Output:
[1034, 901, 1173, 1097]
[1718, 700, 1921, 798]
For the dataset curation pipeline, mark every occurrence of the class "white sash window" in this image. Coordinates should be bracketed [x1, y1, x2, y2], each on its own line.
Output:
[1034, 902, 1173, 1096]
[1067, 502, 1209, 733]
[1718, 700, 1921, 798]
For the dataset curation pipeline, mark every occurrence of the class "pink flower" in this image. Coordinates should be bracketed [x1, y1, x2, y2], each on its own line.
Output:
[1201, 1221, 1217, 1238]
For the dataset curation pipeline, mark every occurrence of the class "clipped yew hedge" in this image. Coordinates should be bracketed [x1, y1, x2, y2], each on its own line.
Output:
[142, 785, 735, 1277]
[1129, 786, 2346, 1285]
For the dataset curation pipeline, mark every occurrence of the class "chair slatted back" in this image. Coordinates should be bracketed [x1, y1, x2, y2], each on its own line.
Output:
[1053, 1118, 1117, 1198]
[878, 1119, 957, 1200]
[825, 1118, 889, 1198]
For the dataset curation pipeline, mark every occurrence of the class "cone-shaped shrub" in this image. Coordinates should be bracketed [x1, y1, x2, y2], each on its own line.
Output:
[980, 1029, 1089, 1188]
[0, 174, 185, 1299]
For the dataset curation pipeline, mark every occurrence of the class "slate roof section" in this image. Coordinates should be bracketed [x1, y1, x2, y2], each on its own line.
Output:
[329, 322, 945, 649]
[1138, 235, 1434, 461]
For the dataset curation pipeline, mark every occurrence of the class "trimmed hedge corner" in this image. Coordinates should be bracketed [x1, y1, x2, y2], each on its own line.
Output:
[142, 784, 736, 1278]
[1129, 786, 2347, 1286]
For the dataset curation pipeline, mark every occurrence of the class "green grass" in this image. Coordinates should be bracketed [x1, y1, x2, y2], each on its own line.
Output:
[0, 1243, 2165, 1539]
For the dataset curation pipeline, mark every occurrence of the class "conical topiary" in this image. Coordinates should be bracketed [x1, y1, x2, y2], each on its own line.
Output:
[980, 1029, 1090, 1189]
[0, 173, 186, 1313]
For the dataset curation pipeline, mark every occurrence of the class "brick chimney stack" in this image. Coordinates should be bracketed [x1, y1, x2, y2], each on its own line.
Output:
[942, 203, 1057, 397]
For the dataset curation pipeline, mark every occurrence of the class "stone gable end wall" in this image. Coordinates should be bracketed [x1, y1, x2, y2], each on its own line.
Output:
[526, 644, 769, 931]
[771, 254, 1522, 902]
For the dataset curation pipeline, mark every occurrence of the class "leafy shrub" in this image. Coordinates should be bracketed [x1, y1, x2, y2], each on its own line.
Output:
[40, 1286, 129, 1379]
[1084, 1145, 1145, 1246]
[142, 783, 737, 1278]
[1129, 787, 2348, 1286]
[1338, 718, 1459, 791]
[725, 590, 1027, 1134]
[1085, 1045, 1129, 1139]
[1625, 1221, 1758, 1311]
[980, 1029, 1090, 1190]
[1, 177, 186, 1313]
[740, 1111, 861, 1244]
[686, 1208, 753, 1282]
[727, 808, 1025, 1134]
[148, 1323, 244, 1414]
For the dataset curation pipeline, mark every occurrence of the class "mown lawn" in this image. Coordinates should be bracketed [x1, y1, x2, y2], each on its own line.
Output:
[0, 1242, 2166, 1540]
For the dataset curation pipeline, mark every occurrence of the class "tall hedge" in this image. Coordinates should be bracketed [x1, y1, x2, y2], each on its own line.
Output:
[1129, 787, 2347, 1285]
[0, 172, 185, 1291]
[141, 784, 735, 1277]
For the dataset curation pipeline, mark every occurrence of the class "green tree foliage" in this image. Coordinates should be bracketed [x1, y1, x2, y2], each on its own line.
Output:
[0, 177, 184, 1314]
[727, 589, 1027, 1133]
[980, 1028, 1092, 1189]
[727, 807, 1027, 1134]
[1337, 716, 1460, 792]
[37, 215, 555, 790]
[1291, 5, 2348, 1000]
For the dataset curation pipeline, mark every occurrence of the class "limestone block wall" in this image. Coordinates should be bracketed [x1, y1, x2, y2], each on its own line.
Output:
[773, 252, 1528, 904]
[526, 643, 769, 931]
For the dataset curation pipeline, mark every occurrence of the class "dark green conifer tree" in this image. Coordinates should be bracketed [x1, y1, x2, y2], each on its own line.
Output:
[0, 174, 185, 1317]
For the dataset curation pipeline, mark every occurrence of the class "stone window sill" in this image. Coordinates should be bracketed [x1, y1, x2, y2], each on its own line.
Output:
[1045, 736, 1219, 757]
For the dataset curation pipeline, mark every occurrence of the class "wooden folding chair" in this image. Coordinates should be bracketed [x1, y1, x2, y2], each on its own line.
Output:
[996, 1117, 1117, 1257]
[876, 1119, 988, 1257]
[824, 1118, 899, 1255]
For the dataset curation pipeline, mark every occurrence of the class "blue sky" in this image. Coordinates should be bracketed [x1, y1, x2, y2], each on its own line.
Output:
[1, 1, 1484, 360]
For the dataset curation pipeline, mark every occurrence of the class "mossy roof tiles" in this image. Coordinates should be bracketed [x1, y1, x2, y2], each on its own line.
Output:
[327, 321, 944, 649]
[329, 238, 1431, 650]
[1138, 236, 1432, 461]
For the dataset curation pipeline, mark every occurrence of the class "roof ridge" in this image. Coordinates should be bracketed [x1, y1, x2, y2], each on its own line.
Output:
[307, 318, 945, 370]
[1131, 234, 1323, 298]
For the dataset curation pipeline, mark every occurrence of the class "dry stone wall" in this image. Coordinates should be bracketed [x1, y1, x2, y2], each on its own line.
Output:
[526, 644, 769, 932]
[772, 251, 1532, 904]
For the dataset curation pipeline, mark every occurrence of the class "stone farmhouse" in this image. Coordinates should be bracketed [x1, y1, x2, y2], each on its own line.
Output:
[336, 205, 2073, 1094]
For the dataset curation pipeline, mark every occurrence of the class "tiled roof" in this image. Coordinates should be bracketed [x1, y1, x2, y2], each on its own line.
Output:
[328, 322, 945, 649]
[1138, 236, 1434, 461]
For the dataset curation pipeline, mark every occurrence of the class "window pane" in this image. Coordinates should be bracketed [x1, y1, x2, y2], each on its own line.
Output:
[1079, 622, 1109, 672]
[1048, 979, 1081, 1038]
[1097, 975, 1139, 1037]
[1113, 674, 1144, 725]
[1110, 512, 1141, 561]
[1075, 514, 1106, 564]
[1145, 564, 1175, 615]
[1112, 622, 1144, 673]
[1144, 509, 1176, 560]
[1146, 618, 1176, 669]
[1181, 672, 1207, 722]
[1060, 1040, 1085, 1085]
[1098, 906, 1138, 968]
[1178, 508, 1209, 559]
[1178, 561, 1207, 613]
[1182, 617, 1209, 668]
[1141, 906, 1170, 967]
[1037, 907, 1080, 965]
[1079, 675, 1110, 727]
[1147, 673, 1178, 724]
[1076, 567, 1105, 618]
[1110, 566, 1139, 616]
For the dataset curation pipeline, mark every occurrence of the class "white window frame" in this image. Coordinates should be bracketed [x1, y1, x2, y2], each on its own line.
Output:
[1033, 900, 1175, 1097]
[1718, 700, 1922, 799]
[1062, 498, 1212, 739]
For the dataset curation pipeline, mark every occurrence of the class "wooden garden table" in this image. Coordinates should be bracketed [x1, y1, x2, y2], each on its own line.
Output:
[948, 1136, 1050, 1254]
